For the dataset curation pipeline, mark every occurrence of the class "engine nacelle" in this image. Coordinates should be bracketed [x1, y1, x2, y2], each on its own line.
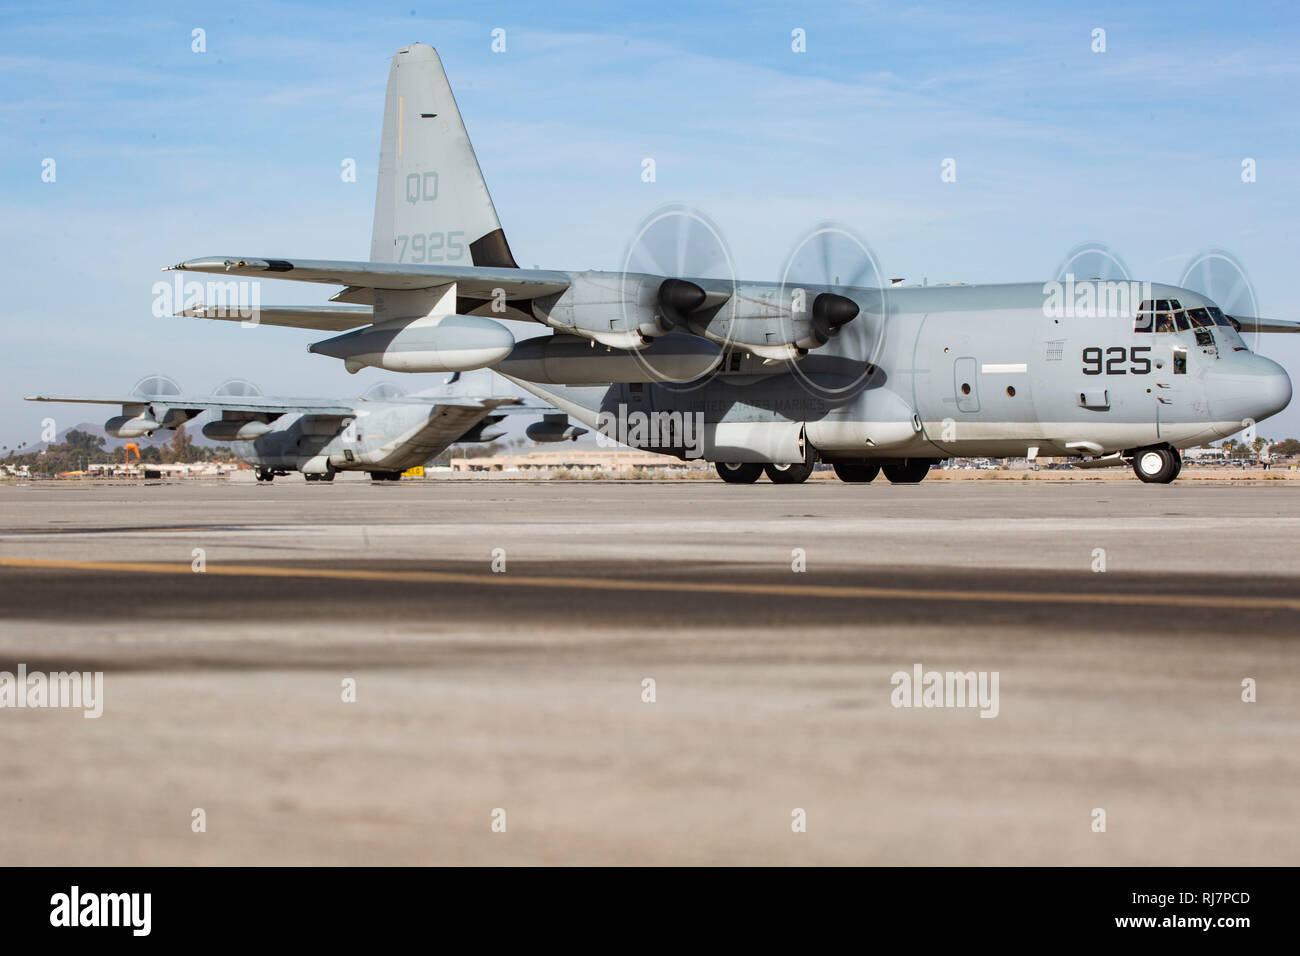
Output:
[202, 419, 274, 442]
[527, 415, 588, 443]
[689, 285, 864, 354]
[104, 414, 160, 438]
[531, 272, 682, 349]
[459, 421, 507, 443]
[530, 271, 868, 358]
[309, 314, 514, 374]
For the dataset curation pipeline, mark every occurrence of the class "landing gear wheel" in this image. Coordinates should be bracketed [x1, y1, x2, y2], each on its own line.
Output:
[255, 467, 274, 482]
[764, 461, 814, 484]
[882, 459, 933, 484]
[371, 471, 401, 482]
[1133, 447, 1181, 484]
[833, 462, 880, 483]
[716, 462, 763, 484]
[319, 471, 335, 482]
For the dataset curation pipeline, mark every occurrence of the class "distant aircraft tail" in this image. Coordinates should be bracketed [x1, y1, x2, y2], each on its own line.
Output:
[370, 43, 518, 268]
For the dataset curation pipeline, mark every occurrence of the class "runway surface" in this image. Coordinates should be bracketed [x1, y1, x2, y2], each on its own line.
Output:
[0, 476, 1297, 864]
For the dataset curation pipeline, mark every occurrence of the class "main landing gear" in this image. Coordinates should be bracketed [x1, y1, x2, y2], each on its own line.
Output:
[254, 467, 275, 482]
[1131, 446, 1182, 484]
[716, 458, 938, 485]
[881, 459, 933, 484]
[832, 459, 933, 484]
[370, 471, 402, 482]
[832, 462, 881, 483]
[764, 461, 815, 484]
[716, 462, 764, 484]
[304, 471, 335, 482]
[713, 461, 817, 484]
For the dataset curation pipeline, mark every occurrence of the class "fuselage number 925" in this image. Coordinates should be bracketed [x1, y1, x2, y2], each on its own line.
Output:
[1082, 346, 1151, 375]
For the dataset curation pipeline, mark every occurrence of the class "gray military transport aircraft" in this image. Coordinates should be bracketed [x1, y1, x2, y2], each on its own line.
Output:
[27, 371, 576, 482]
[167, 42, 1296, 485]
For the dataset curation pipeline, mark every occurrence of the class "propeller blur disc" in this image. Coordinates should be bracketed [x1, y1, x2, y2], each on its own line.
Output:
[620, 204, 735, 389]
[130, 374, 182, 400]
[361, 381, 409, 401]
[212, 378, 264, 397]
[1055, 242, 1132, 282]
[778, 222, 888, 400]
[127, 375, 183, 445]
[1178, 249, 1260, 351]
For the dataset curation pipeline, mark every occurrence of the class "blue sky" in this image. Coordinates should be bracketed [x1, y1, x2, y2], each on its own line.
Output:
[3, 0, 1300, 446]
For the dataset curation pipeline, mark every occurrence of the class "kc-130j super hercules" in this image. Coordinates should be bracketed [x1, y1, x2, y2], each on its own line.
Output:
[165, 43, 1295, 485]
[27, 371, 572, 482]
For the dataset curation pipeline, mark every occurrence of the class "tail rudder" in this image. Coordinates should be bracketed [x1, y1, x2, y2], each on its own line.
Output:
[370, 43, 518, 268]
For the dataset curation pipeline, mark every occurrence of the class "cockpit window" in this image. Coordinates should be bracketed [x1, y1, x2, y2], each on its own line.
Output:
[1134, 297, 1203, 334]
[1207, 305, 1232, 327]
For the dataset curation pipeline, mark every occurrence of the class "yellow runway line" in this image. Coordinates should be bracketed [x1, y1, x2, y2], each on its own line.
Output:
[0, 557, 1296, 612]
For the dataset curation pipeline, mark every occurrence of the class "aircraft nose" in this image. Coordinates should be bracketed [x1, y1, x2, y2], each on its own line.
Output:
[1212, 354, 1292, 426]
[1253, 356, 1293, 421]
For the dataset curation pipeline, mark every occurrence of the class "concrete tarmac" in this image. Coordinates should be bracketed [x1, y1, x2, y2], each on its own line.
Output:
[0, 477, 1297, 865]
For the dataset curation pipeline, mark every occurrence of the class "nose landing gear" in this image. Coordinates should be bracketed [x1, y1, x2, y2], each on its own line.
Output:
[1131, 446, 1182, 483]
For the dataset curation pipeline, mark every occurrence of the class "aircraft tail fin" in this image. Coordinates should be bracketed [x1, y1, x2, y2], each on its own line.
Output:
[370, 43, 518, 268]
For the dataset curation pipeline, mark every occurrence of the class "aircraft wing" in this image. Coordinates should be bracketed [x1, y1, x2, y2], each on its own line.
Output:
[177, 305, 373, 332]
[25, 394, 358, 416]
[480, 402, 558, 414]
[166, 257, 571, 300]
[1233, 315, 1300, 334]
[375, 395, 553, 413]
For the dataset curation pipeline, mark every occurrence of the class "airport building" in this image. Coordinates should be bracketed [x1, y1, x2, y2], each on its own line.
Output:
[449, 448, 711, 475]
